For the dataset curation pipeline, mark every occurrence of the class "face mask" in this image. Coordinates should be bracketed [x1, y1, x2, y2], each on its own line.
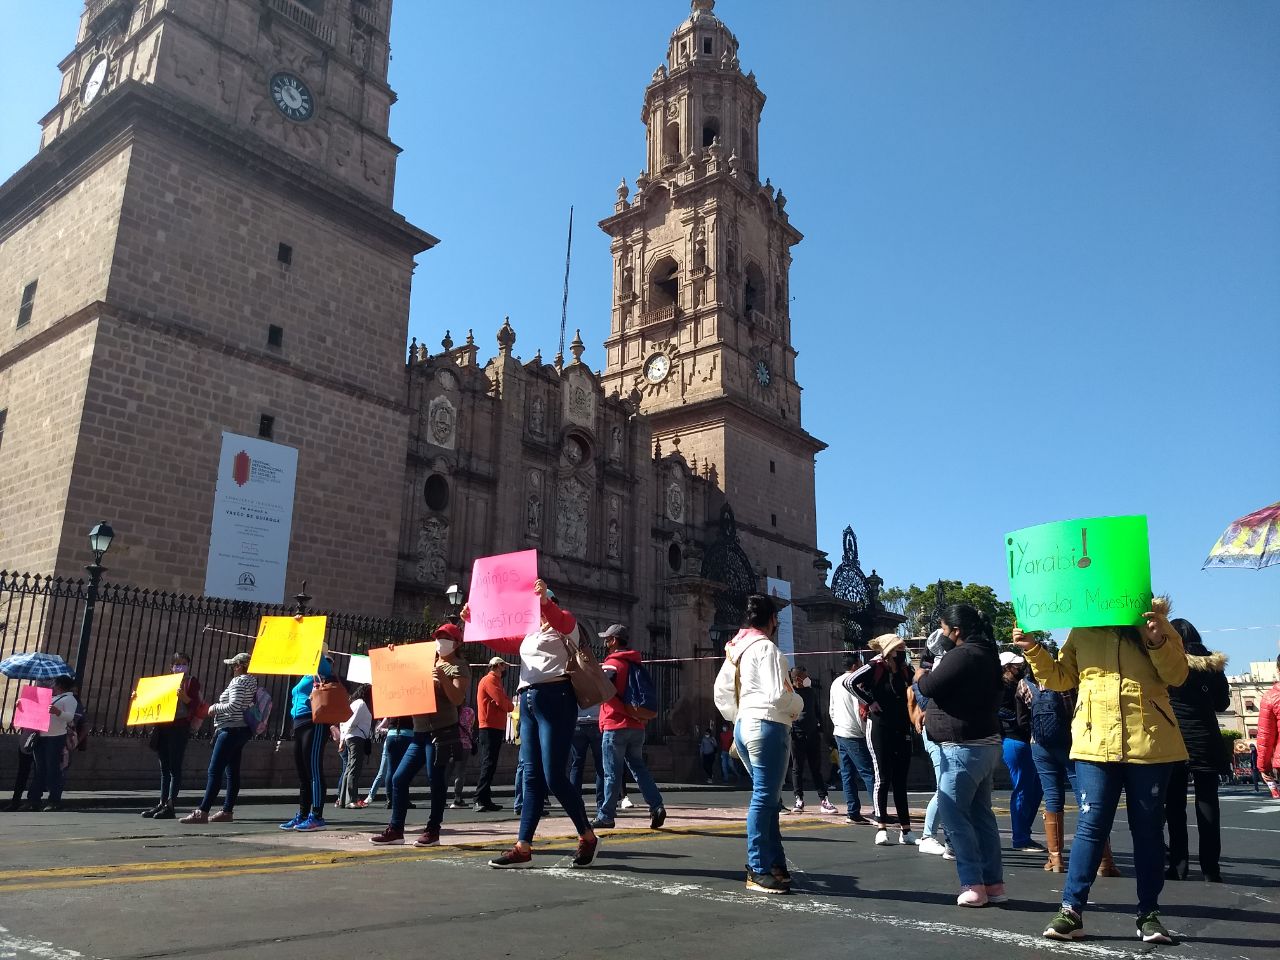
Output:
[796, 676, 811, 688]
[173, 665, 188, 674]
[436, 637, 458, 658]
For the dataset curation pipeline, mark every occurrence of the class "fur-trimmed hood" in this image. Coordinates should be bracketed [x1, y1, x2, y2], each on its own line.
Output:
[1186, 651, 1228, 673]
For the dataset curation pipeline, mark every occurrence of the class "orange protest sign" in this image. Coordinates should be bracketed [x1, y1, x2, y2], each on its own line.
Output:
[369, 642, 437, 718]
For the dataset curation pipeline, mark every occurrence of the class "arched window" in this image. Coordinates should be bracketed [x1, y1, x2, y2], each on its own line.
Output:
[649, 256, 680, 310]
[743, 262, 765, 315]
[424, 474, 449, 511]
[663, 121, 681, 165]
[702, 116, 720, 149]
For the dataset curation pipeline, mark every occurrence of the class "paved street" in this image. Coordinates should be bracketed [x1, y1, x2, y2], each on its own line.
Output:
[0, 787, 1276, 960]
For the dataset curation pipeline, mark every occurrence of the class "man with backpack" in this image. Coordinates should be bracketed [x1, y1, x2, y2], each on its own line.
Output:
[592, 624, 666, 831]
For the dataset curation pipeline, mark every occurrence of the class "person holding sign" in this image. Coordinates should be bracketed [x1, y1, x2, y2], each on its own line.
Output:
[25, 676, 79, 812]
[142, 652, 202, 821]
[481, 580, 600, 869]
[369, 625, 471, 847]
[180, 653, 258, 824]
[1015, 597, 1188, 945]
[279, 651, 336, 832]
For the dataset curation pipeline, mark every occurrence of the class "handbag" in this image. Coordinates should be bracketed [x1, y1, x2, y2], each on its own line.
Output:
[560, 627, 618, 709]
[310, 678, 353, 725]
[430, 723, 465, 766]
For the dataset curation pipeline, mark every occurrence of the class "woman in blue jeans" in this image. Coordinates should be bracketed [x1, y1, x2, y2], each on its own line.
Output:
[917, 604, 1005, 906]
[1016, 596, 1188, 945]
[999, 653, 1044, 851]
[713, 594, 803, 895]
[180, 653, 258, 824]
[484, 580, 599, 869]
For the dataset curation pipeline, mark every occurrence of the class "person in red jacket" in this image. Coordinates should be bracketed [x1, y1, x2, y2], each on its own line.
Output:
[1257, 655, 1280, 799]
[591, 624, 667, 830]
[473, 657, 514, 812]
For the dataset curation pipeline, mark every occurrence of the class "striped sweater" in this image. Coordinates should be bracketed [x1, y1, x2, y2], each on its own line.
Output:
[209, 674, 258, 731]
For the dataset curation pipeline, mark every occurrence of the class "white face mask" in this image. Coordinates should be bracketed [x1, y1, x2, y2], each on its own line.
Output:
[436, 637, 458, 658]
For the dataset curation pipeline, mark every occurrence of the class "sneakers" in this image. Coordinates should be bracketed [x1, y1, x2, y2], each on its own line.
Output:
[957, 885, 989, 907]
[943, 845, 956, 860]
[620, 797, 635, 810]
[820, 798, 838, 815]
[489, 846, 534, 868]
[151, 806, 176, 820]
[745, 869, 790, 895]
[476, 803, 503, 812]
[1137, 912, 1174, 944]
[649, 808, 667, 830]
[874, 829, 891, 846]
[918, 836, 948, 856]
[179, 809, 208, 825]
[1043, 907, 1085, 940]
[369, 827, 405, 845]
[1012, 839, 1046, 852]
[771, 865, 793, 889]
[899, 829, 918, 845]
[279, 814, 305, 830]
[590, 818, 616, 829]
[352, 799, 368, 809]
[572, 834, 599, 867]
[845, 813, 871, 825]
[294, 815, 327, 832]
[985, 883, 1008, 904]
[448, 800, 469, 809]
[793, 797, 805, 813]
[141, 804, 165, 818]
[414, 828, 440, 847]
[208, 810, 233, 823]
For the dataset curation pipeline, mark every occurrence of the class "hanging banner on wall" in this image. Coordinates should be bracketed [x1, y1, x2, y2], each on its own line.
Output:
[203, 432, 298, 605]
[766, 577, 795, 666]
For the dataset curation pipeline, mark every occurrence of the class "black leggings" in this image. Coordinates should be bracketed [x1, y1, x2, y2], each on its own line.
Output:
[790, 732, 828, 800]
[1165, 762, 1221, 874]
[866, 716, 912, 828]
[292, 719, 327, 817]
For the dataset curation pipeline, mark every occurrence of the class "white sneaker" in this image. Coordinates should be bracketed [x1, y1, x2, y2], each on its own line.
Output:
[793, 797, 805, 813]
[899, 830, 918, 845]
[943, 844, 956, 861]
[918, 836, 948, 856]
[620, 797, 635, 810]
[820, 798, 837, 815]
[874, 829, 890, 846]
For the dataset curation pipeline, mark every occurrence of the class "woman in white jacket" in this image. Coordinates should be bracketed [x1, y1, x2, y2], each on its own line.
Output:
[713, 594, 803, 894]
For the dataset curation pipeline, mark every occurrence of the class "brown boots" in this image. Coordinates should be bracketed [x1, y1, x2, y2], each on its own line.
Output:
[1098, 839, 1122, 878]
[1043, 811, 1065, 872]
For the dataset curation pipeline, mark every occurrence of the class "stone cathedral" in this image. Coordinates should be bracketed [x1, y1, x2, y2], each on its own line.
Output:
[0, 0, 897, 738]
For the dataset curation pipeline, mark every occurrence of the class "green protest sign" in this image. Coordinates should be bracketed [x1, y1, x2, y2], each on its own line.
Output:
[1005, 515, 1152, 631]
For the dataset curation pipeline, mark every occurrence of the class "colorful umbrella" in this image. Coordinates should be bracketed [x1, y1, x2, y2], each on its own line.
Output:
[1203, 501, 1280, 570]
[0, 652, 72, 681]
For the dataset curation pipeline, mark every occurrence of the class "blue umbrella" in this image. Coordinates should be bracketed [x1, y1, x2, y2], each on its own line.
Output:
[0, 652, 72, 681]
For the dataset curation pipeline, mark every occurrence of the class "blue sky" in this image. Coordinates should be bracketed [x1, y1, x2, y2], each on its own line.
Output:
[4, 1, 1277, 667]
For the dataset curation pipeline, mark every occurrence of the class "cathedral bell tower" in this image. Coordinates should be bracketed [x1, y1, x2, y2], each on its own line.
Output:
[599, 0, 827, 600]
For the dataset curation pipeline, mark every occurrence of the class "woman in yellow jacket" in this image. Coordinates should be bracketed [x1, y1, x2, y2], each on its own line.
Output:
[1013, 598, 1187, 946]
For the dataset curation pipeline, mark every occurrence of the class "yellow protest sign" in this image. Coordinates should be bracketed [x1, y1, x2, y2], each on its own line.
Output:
[126, 673, 185, 726]
[248, 615, 327, 676]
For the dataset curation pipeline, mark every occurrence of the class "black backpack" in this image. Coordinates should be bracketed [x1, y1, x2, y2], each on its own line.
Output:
[1028, 680, 1071, 750]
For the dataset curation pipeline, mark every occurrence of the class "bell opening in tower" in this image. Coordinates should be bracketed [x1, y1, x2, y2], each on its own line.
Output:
[702, 117, 721, 149]
[663, 121, 681, 168]
[743, 262, 765, 316]
[650, 257, 680, 311]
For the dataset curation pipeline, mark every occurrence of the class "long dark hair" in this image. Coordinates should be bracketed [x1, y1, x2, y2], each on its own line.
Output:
[1170, 618, 1203, 652]
[940, 603, 994, 646]
[742, 594, 778, 631]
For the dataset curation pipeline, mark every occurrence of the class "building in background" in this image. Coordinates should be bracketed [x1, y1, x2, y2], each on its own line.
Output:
[1221, 659, 1280, 745]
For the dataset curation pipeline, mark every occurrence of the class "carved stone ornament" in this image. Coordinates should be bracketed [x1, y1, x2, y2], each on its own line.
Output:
[526, 470, 544, 538]
[428, 395, 457, 449]
[530, 395, 546, 436]
[607, 495, 622, 560]
[556, 475, 590, 559]
[415, 517, 448, 585]
[666, 481, 686, 523]
[610, 425, 624, 460]
[563, 374, 595, 427]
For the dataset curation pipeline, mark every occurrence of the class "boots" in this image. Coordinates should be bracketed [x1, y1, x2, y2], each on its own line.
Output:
[1043, 811, 1065, 873]
[1098, 839, 1122, 878]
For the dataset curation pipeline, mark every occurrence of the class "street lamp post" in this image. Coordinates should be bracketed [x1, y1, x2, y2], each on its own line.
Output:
[73, 521, 114, 682]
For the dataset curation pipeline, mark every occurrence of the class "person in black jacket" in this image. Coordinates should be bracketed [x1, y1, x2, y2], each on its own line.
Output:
[846, 634, 916, 846]
[917, 604, 1005, 908]
[1164, 618, 1230, 882]
[788, 666, 835, 814]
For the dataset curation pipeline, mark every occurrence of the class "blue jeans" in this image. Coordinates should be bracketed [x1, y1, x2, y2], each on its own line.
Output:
[835, 735, 874, 818]
[1062, 761, 1173, 917]
[390, 732, 446, 831]
[720, 750, 738, 782]
[198, 726, 252, 813]
[937, 742, 1004, 887]
[513, 757, 525, 811]
[735, 717, 791, 875]
[569, 723, 604, 799]
[155, 725, 190, 805]
[600, 728, 665, 822]
[28, 734, 68, 806]
[921, 728, 946, 840]
[518, 682, 591, 843]
[1032, 741, 1078, 814]
[368, 732, 411, 801]
[1002, 738, 1043, 846]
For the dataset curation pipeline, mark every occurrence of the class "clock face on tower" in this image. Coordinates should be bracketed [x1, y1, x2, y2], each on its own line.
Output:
[81, 54, 109, 106]
[270, 73, 315, 122]
[755, 359, 772, 387]
[644, 353, 671, 384]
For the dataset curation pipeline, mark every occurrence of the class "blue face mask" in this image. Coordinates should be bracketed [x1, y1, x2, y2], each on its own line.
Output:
[173, 665, 188, 674]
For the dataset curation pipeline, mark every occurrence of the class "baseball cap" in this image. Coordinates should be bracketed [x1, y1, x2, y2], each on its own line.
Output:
[223, 652, 251, 667]
[598, 624, 629, 640]
[999, 651, 1025, 667]
[433, 623, 463, 644]
[488, 656, 507, 667]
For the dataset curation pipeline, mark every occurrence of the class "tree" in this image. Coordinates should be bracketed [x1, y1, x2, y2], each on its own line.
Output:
[880, 579, 1051, 649]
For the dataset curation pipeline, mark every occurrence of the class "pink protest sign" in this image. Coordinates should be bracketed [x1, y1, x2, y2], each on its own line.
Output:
[464, 550, 540, 644]
[14, 686, 52, 733]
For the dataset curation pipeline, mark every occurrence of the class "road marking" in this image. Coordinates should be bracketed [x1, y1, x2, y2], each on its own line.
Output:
[0, 924, 102, 960]
[1243, 806, 1279, 814]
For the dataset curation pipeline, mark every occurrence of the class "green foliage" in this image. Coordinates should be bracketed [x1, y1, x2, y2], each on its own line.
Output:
[1221, 729, 1243, 748]
[881, 579, 1052, 649]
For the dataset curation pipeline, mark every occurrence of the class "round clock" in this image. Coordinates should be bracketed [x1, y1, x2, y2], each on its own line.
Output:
[755, 359, 772, 387]
[81, 54, 109, 107]
[269, 72, 315, 122]
[644, 353, 671, 384]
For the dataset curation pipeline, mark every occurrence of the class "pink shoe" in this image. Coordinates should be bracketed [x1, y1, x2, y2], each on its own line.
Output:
[957, 885, 989, 907]
[985, 883, 1008, 904]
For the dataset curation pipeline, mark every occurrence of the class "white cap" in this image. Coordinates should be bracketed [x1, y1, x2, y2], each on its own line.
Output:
[999, 651, 1025, 667]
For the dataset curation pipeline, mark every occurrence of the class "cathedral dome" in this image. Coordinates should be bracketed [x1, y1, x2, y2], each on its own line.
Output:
[668, 0, 739, 72]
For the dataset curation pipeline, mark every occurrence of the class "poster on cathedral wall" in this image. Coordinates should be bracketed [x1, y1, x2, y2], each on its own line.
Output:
[766, 577, 794, 666]
[203, 432, 299, 605]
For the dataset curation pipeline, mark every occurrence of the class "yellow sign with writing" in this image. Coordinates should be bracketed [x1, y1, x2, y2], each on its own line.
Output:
[126, 673, 185, 726]
[248, 616, 327, 676]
